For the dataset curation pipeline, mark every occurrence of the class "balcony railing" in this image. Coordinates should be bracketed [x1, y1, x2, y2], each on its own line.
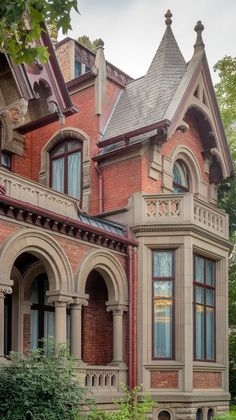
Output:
[0, 169, 80, 220]
[76, 365, 127, 394]
[132, 193, 228, 239]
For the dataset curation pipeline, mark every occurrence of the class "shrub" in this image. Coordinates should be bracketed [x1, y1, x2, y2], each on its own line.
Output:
[0, 344, 88, 420]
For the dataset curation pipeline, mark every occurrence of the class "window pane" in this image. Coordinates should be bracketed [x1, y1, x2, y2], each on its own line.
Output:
[68, 152, 81, 199]
[153, 251, 173, 277]
[1, 152, 11, 168]
[154, 299, 172, 358]
[52, 157, 64, 193]
[206, 307, 214, 360]
[30, 309, 39, 349]
[154, 281, 172, 298]
[206, 289, 214, 307]
[206, 260, 215, 286]
[68, 140, 80, 152]
[29, 278, 39, 304]
[51, 143, 65, 157]
[195, 304, 204, 359]
[158, 411, 171, 420]
[75, 60, 82, 77]
[196, 286, 204, 304]
[195, 256, 204, 283]
[196, 409, 203, 420]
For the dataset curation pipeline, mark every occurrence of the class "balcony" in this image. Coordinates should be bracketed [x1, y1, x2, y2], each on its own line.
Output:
[76, 365, 127, 395]
[132, 193, 229, 240]
[0, 168, 80, 220]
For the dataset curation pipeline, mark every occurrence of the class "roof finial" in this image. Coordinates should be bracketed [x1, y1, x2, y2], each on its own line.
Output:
[194, 20, 205, 51]
[165, 9, 172, 26]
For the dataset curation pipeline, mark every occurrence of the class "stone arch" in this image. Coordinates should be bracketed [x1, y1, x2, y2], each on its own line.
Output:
[39, 127, 91, 212]
[0, 229, 73, 293]
[170, 145, 202, 194]
[22, 261, 47, 300]
[156, 409, 173, 420]
[75, 249, 128, 305]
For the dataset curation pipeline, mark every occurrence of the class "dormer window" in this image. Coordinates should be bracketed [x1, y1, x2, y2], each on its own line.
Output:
[50, 139, 82, 200]
[74, 59, 91, 77]
[173, 160, 189, 192]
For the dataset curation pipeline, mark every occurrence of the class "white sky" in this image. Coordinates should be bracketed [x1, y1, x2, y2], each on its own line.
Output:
[61, 0, 236, 83]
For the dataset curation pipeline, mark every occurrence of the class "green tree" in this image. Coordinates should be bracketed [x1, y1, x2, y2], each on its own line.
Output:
[77, 35, 103, 52]
[0, 344, 88, 420]
[0, 0, 79, 64]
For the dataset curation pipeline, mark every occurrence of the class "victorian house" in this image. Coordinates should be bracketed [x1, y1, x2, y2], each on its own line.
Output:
[0, 10, 233, 420]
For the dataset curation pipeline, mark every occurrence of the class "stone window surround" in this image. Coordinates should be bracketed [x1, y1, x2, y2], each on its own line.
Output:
[39, 127, 91, 213]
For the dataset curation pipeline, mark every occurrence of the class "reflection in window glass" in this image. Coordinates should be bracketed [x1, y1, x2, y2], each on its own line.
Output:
[196, 409, 203, 420]
[153, 251, 174, 359]
[173, 160, 189, 192]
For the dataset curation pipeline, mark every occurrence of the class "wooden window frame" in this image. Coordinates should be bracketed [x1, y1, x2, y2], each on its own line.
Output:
[152, 250, 175, 360]
[193, 254, 216, 362]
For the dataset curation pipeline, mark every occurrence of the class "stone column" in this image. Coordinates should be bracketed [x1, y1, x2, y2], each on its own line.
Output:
[48, 295, 73, 346]
[71, 298, 88, 362]
[0, 286, 12, 357]
[107, 304, 128, 366]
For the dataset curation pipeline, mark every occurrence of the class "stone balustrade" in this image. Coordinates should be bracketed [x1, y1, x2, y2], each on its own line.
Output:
[132, 193, 228, 239]
[76, 365, 127, 393]
[0, 168, 80, 219]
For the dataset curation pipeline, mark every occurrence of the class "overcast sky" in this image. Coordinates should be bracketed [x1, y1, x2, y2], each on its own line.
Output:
[62, 0, 236, 83]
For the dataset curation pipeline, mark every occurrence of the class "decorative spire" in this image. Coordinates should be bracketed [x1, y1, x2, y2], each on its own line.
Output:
[165, 9, 172, 26]
[194, 20, 205, 51]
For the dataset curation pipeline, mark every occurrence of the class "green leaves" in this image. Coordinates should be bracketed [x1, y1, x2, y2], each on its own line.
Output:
[0, 0, 79, 64]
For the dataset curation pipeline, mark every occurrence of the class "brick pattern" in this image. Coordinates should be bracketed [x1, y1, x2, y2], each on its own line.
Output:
[23, 313, 31, 354]
[150, 370, 178, 388]
[193, 371, 222, 389]
[82, 270, 113, 365]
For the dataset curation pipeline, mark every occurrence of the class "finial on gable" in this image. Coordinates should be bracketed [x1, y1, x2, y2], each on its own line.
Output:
[165, 9, 172, 26]
[194, 20, 205, 51]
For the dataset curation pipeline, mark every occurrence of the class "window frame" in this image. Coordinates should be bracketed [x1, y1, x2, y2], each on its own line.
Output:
[50, 138, 82, 200]
[193, 254, 216, 362]
[152, 250, 175, 360]
[0, 150, 11, 170]
[173, 160, 189, 193]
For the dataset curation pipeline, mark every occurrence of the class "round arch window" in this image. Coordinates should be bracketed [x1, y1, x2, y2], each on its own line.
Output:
[50, 139, 82, 199]
[158, 411, 171, 420]
[173, 160, 189, 192]
[196, 409, 203, 420]
[208, 409, 214, 419]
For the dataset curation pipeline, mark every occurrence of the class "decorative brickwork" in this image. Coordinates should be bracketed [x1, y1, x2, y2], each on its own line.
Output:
[150, 371, 178, 389]
[193, 371, 222, 389]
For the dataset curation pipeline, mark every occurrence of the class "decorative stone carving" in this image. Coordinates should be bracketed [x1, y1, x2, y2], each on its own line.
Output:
[0, 110, 25, 156]
[0, 286, 12, 298]
[47, 294, 73, 306]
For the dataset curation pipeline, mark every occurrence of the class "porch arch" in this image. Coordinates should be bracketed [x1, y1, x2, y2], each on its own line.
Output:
[0, 228, 73, 293]
[75, 249, 128, 305]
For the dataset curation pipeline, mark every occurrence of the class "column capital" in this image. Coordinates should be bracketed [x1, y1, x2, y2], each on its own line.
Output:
[47, 295, 73, 306]
[106, 303, 128, 314]
[0, 285, 12, 298]
[72, 297, 88, 308]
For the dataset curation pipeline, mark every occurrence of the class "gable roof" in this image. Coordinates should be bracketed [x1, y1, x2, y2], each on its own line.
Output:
[102, 18, 186, 142]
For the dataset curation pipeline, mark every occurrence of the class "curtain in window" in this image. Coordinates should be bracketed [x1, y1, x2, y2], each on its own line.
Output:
[52, 158, 64, 193]
[195, 305, 204, 359]
[30, 310, 39, 349]
[154, 298, 172, 358]
[68, 152, 81, 198]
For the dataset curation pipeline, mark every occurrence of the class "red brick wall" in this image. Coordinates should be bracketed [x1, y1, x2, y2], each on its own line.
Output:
[150, 371, 178, 388]
[23, 313, 30, 354]
[193, 371, 222, 389]
[82, 270, 113, 365]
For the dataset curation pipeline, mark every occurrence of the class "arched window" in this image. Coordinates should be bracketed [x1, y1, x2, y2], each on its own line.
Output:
[196, 409, 203, 420]
[208, 409, 214, 419]
[30, 274, 55, 349]
[173, 160, 189, 192]
[50, 139, 82, 199]
[158, 411, 171, 420]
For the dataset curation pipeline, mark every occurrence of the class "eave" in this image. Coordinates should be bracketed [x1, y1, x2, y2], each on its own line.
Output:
[0, 194, 137, 253]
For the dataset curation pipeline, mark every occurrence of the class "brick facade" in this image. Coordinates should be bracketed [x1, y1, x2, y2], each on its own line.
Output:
[150, 371, 178, 389]
[193, 372, 222, 389]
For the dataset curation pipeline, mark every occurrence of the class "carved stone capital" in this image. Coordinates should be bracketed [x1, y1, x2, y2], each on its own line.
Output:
[106, 304, 128, 315]
[0, 286, 12, 298]
[47, 295, 73, 306]
[72, 297, 88, 308]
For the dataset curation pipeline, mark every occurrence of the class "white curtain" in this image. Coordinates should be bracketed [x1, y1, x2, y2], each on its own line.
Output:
[68, 152, 81, 198]
[52, 158, 64, 192]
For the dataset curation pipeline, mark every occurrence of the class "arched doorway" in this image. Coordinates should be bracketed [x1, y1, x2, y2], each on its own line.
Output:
[82, 269, 113, 365]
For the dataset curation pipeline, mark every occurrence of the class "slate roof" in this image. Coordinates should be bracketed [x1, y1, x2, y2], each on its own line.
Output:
[78, 214, 126, 237]
[102, 23, 186, 143]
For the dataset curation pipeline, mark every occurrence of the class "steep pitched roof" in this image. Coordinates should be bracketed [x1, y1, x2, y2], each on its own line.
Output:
[102, 14, 186, 142]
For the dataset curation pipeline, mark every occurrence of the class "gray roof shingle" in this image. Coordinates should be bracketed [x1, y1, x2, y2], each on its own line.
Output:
[102, 25, 186, 143]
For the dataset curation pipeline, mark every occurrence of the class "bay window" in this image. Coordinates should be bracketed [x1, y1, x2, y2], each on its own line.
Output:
[193, 254, 215, 361]
[152, 250, 175, 359]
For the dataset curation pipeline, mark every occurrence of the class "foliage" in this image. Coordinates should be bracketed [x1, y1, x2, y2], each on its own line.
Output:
[0, 343, 88, 420]
[214, 407, 236, 419]
[88, 386, 154, 420]
[0, 0, 79, 64]
[77, 35, 103, 52]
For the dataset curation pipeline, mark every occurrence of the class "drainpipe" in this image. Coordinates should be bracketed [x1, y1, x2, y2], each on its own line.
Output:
[95, 162, 103, 213]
